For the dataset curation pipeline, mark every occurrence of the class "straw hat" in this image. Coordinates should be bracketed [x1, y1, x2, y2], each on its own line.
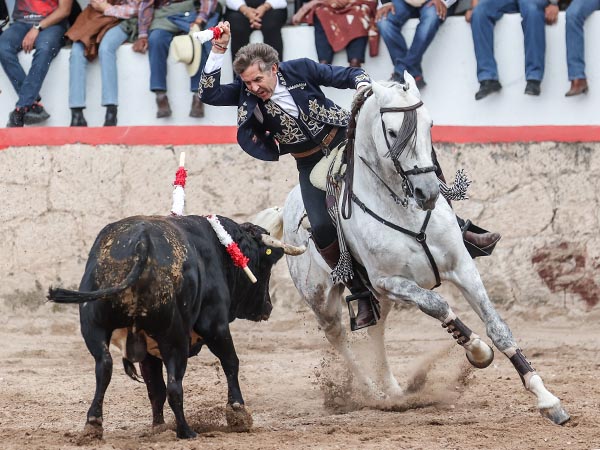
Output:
[170, 24, 202, 77]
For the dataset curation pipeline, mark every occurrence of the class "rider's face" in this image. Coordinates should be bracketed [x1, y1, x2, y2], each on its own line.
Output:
[240, 62, 278, 101]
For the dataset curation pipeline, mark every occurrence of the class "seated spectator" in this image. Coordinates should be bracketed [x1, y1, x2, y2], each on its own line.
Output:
[224, 0, 287, 62]
[564, 0, 599, 96]
[469, 0, 559, 100]
[135, 0, 220, 118]
[67, 0, 142, 127]
[292, 0, 378, 67]
[1, 0, 8, 33]
[0, 0, 73, 127]
[376, 0, 456, 89]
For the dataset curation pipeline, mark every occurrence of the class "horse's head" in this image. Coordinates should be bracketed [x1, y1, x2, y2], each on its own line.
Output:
[354, 75, 439, 211]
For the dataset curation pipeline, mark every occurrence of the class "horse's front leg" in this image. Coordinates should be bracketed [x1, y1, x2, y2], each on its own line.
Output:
[312, 284, 388, 401]
[374, 276, 494, 371]
[366, 299, 403, 398]
[450, 263, 570, 425]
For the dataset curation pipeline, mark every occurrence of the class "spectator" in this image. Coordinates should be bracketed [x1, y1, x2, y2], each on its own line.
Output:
[224, 0, 287, 62]
[0, 0, 73, 127]
[292, 0, 378, 67]
[1, 0, 8, 33]
[564, 0, 599, 97]
[135, 0, 220, 118]
[470, 0, 559, 100]
[67, 0, 142, 127]
[376, 0, 455, 89]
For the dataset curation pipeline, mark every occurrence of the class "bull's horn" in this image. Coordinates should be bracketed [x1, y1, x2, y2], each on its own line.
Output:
[261, 234, 306, 255]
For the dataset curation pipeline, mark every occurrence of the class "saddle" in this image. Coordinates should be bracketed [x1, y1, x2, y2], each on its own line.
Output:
[309, 146, 346, 191]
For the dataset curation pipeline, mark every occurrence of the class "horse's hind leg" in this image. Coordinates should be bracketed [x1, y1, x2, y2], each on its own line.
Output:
[374, 276, 494, 371]
[450, 265, 570, 425]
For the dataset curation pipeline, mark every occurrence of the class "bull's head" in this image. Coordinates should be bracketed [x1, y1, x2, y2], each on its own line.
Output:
[233, 223, 305, 322]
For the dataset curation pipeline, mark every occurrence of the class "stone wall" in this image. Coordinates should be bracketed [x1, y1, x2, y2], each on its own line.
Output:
[1, 142, 598, 311]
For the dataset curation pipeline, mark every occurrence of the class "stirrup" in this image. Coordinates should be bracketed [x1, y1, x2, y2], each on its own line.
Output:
[461, 219, 499, 258]
[346, 292, 380, 331]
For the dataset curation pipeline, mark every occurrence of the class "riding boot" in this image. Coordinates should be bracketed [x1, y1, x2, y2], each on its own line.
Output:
[432, 148, 501, 257]
[316, 239, 380, 331]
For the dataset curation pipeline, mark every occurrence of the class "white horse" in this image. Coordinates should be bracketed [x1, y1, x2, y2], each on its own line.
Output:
[277, 75, 569, 424]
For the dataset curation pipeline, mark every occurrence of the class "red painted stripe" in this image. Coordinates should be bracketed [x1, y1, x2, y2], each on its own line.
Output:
[1, 125, 600, 149]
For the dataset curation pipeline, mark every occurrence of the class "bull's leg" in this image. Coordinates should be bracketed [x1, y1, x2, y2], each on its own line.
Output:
[366, 299, 403, 397]
[450, 264, 570, 425]
[374, 276, 494, 370]
[158, 337, 196, 439]
[80, 326, 113, 440]
[201, 323, 253, 431]
[139, 353, 167, 428]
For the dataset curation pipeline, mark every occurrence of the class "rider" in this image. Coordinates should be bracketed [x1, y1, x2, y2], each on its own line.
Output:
[199, 22, 500, 331]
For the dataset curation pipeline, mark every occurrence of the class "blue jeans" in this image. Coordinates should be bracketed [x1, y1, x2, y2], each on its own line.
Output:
[471, 0, 547, 82]
[565, 0, 600, 80]
[377, 0, 443, 79]
[313, 15, 367, 64]
[0, 20, 67, 108]
[148, 11, 220, 92]
[69, 25, 128, 108]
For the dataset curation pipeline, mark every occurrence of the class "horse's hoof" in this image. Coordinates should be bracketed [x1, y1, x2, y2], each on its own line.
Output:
[77, 423, 103, 444]
[226, 402, 253, 432]
[465, 338, 494, 369]
[540, 403, 570, 425]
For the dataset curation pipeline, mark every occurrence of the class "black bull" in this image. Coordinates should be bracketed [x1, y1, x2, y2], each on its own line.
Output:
[47, 214, 304, 439]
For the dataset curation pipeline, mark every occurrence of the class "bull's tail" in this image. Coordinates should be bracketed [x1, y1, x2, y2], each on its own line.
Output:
[47, 240, 148, 304]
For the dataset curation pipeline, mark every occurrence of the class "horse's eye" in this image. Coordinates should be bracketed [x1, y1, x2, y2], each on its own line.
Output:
[388, 130, 397, 139]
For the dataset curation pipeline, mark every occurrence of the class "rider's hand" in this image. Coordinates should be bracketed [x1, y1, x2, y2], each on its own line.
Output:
[212, 21, 231, 52]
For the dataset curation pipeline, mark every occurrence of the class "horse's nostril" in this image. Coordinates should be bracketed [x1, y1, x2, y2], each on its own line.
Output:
[414, 188, 425, 200]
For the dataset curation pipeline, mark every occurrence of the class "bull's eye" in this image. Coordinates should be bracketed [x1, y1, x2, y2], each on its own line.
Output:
[266, 248, 272, 255]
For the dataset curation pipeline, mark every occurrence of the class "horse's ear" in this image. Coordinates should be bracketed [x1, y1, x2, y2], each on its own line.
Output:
[403, 71, 421, 99]
[371, 81, 392, 104]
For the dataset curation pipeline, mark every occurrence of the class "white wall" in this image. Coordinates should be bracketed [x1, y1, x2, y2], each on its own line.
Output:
[1, 11, 599, 127]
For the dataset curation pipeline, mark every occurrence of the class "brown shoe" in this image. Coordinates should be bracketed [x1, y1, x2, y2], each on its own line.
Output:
[155, 91, 172, 118]
[189, 95, 204, 118]
[464, 230, 501, 251]
[565, 78, 588, 97]
[346, 292, 380, 331]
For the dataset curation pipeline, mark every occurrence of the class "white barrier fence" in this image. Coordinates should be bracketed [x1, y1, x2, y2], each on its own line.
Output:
[1, 12, 599, 128]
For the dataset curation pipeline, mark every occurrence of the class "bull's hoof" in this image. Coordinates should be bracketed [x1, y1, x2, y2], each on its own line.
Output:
[225, 402, 253, 432]
[464, 338, 494, 369]
[176, 427, 197, 439]
[77, 423, 103, 445]
[540, 403, 571, 425]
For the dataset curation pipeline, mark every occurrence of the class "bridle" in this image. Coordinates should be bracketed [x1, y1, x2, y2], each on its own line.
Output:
[338, 88, 442, 288]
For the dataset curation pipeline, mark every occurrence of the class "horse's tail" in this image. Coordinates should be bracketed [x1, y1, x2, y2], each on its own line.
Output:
[47, 239, 149, 304]
[252, 206, 284, 240]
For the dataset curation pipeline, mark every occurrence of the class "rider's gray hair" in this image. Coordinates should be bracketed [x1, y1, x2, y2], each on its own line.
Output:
[233, 43, 279, 75]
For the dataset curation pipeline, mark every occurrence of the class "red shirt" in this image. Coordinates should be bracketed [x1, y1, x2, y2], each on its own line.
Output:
[12, 0, 59, 22]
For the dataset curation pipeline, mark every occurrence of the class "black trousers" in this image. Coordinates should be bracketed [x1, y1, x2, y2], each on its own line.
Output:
[224, 8, 288, 62]
[296, 151, 337, 249]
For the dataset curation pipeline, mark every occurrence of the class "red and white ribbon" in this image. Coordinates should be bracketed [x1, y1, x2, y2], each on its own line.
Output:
[171, 152, 187, 216]
[206, 214, 257, 283]
[192, 26, 223, 44]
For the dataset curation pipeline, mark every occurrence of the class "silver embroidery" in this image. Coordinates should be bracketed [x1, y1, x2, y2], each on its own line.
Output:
[274, 114, 305, 144]
[265, 101, 282, 117]
[237, 106, 248, 125]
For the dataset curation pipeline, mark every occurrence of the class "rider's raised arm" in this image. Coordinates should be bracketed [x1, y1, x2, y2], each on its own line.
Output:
[199, 52, 243, 106]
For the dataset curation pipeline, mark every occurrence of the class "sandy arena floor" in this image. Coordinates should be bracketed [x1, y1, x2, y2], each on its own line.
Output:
[1, 287, 599, 450]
